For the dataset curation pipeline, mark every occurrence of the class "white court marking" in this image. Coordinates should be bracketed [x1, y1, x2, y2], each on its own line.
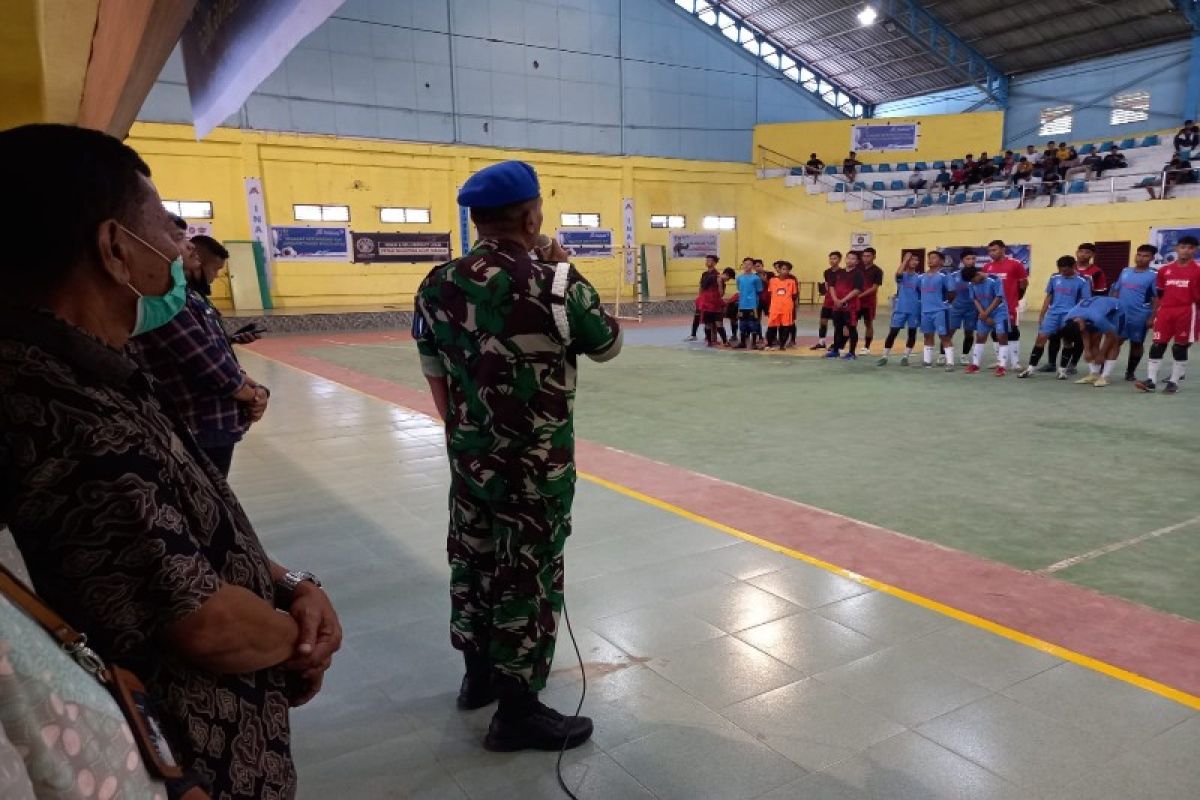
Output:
[1038, 513, 1200, 574]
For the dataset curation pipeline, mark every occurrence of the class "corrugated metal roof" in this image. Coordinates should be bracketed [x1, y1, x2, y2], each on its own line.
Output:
[714, 0, 1195, 104]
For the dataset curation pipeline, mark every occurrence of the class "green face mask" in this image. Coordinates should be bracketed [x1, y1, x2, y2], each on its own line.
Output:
[119, 225, 188, 337]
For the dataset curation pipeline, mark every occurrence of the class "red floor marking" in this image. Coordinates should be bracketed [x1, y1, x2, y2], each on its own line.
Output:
[247, 334, 1200, 698]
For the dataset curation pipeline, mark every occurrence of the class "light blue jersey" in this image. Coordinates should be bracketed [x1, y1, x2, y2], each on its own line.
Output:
[950, 270, 977, 312]
[970, 277, 1010, 334]
[1046, 274, 1092, 312]
[894, 272, 920, 314]
[918, 271, 952, 312]
[736, 273, 763, 311]
[1111, 267, 1156, 318]
[1066, 296, 1123, 334]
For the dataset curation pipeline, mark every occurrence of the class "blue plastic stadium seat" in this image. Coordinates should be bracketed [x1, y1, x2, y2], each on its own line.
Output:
[935, 193, 949, 205]
[878, 164, 892, 173]
[1078, 143, 1095, 155]
[1006, 188, 1022, 200]
[903, 196, 916, 209]
[834, 182, 846, 192]
[871, 198, 885, 210]
[1099, 142, 1113, 152]
[1135, 176, 1157, 188]
[951, 159, 964, 168]
[1142, 134, 1160, 147]
[871, 181, 886, 191]
[859, 164, 874, 173]
[969, 190, 985, 202]
[1067, 180, 1088, 194]
[825, 165, 838, 174]
[950, 193, 966, 205]
[987, 189, 1006, 201]
[992, 156, 1003, 166]
[852, 181, 866, 191]
[895, 162, 910, 172]
[890, 180, 905, 190]
[932, 160, 946, 170]
[919, 195, 933, 207]
[789, 167, 805, 176]
[914, 161, 927, 171]
[1119, 138, 1136, 150]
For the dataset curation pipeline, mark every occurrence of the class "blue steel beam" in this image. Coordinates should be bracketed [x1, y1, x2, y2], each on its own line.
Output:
[877, 0, 1009, 108]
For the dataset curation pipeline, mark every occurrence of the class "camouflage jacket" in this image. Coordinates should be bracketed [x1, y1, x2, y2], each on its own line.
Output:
[414, 238, 622, 500]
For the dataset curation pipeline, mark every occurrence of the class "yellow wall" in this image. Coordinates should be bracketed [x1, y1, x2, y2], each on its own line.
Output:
[129, 123, 758, 309]
[754, 112, 1005, 166]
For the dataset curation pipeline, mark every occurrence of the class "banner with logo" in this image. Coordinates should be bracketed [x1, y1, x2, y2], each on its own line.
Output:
[669, 232, 720, 259]
[558, 229, 614, 258]
[622, 198, 635, 282]
[851, 122, 919, 152]
[271, 226, 350, 260]
[244, 177, 273, 282]
[941, 244, 1031, 270]
[351, 232, 452, 263]
[1150, 226, 1200, 266]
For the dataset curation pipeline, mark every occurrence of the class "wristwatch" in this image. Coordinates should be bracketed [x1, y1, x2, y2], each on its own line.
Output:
[277, 570, 322, 602]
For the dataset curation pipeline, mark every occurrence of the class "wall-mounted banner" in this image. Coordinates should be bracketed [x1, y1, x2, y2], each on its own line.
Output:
[941, 244, 1031, 270]
[850, 232, 872, 248]
[622, 197, 636, 283]
[458, 200, 471, 257]
[352, 232, 452, 263]
[184, 222, 213, 238]
[669, 232, 720, 258]
[244, 177, 273, 282]
[851, 122, 919, 152]
[1150, 226, 1200, 266]
[558, 229, 614, 258]
[181, 0, 348, 138]
[271, 226, 350, 260]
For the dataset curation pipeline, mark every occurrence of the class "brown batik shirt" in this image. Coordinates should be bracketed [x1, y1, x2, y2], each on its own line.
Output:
[0, 310, 296, 800]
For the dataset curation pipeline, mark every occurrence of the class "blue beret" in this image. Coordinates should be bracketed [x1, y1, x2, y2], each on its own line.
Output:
[457, 160, 540, 209]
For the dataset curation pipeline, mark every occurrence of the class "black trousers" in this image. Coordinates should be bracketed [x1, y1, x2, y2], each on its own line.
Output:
[201, 443, 236, 477]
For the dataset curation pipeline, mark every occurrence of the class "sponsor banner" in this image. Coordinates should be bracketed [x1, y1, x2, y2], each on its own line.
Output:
[244, 177, 273, 282]
[1150, 226, 1200, 266]
[184, 222, 213, 238]
[850, 232, 872, 248]
[271, 226, 350, 260]
[351, 232, 452, 263]
[941, 244, 1031, 271]
[622, 197, 635, 282]
[558, 228, 614, 258]
[852, 122, 919, 152]
[669, 232, 720, 259]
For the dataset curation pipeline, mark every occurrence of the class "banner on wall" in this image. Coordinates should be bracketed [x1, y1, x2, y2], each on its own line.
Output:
[1149, 226, 1200, 266]
[941, 244, 1031, 270]
[244, 177, 273, 283]
[351, 232, 452, 263]
[184, 222, 213, 238]
[622, 198, 636, 282]
[458, 200, 471, 257]
[669, 232, 720, 259]
[181, 0, 348, 137]
[850, 232, 872, 248]
[558, 229, 614, 258]
[271, 226, 350, 260]
[851, 123, 920, 152]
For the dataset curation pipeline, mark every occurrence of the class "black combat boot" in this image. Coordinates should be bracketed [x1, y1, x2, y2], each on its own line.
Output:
[483, 688, 593, 752]
[456, 652, 497, 710]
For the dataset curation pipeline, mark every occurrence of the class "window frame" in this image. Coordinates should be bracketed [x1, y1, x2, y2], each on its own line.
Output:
[702, 215, 736, 231]
[293, 204, 351, 223]
[379, 206, 432, 224]
[1038, 105, 1073, 137]
[162, 200, 214, 219]
[560, 212, 601, 227]
[1110, 90, 1150, 126]
[649, 214, 687, 229]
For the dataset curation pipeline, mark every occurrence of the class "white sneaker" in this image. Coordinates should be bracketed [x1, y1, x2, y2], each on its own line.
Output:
[936, 354, 946, 366]
[959, 354, 971, 366]
[1056, 368, 1068, 380]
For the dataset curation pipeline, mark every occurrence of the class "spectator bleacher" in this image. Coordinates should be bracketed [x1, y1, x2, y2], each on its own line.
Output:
[781, 131, 1198, 220]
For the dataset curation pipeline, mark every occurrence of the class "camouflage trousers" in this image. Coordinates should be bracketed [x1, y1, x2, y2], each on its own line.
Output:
[447, 479, 572, 693]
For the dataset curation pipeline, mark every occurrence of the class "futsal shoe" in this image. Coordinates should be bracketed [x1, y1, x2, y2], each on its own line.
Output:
[1136, 379, 1156, 393]
[923, 362, 933, 369]
[959, 354, 971, 366]
[809, 342, 826, 350]
[1164, 381, 1180, 394]
[1076, 374, 1098, 385]
[899, 355, 910, 367]
[1018, 366, 1034, 378]
[734, 342, 747, 349]
[936, 354, 946, 366]
[1124, 372, 1137, 382]
[1036, 363, 1056, 373]
[1093, 377, 1109, 387]
[995, 366, 1007, 377]
[841, 352, 857, 360]
[484, 702, 593, 752]
[877, 356, 889, 366]
[1056, 368, 1069, 380]
[964, 364, 980, 374]
[1066, 366, 1078, 376]
[823, 349, 840, 358]
[944, 362, 955, 372]
[685, 335, 697, 341]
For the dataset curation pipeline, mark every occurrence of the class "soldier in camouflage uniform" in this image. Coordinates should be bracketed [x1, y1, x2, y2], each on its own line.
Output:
[413, 160, 622, 752]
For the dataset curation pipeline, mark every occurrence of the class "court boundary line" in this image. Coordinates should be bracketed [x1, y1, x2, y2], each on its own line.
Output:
[1039, 514, 1200, 574]
[245, 345, 1200, 712]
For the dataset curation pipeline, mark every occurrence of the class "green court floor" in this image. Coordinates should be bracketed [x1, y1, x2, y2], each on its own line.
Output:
[297, 328, 1200, 622]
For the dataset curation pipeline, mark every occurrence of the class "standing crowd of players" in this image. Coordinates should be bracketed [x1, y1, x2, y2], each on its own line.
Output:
[688, 237, 1200, 393]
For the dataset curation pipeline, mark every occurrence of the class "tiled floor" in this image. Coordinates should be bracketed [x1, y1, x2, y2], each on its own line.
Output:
[230, 351, 1198, 800]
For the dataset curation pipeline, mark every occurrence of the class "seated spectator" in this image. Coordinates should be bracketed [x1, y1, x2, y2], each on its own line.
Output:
[933, 166, 952, 192]
[1039, 162, 1064, 202]
[1068, 152, 1103, 181]
[1055, 143, 1072, 163]
[977, 159, 998, 183]
[907, 169, 927, 194]
[804, 153, 825, 183]
[0, 123, 343, 800]
[1151, 154, 1196, 199]
[1024, 144, 1038, 160]
[1100, 147, 1127, 176]
[1173, 121, 1197, 154]
[1000, 151, 1016, 177]
[1042, 141, 1058, 165]
[947, 164, 968, 193]
[842, 151, 863, 181]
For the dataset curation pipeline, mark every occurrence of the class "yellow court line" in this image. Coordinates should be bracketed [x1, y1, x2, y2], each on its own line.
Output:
[579, 471, 1200, 712]
[246, 349, 1200, 712]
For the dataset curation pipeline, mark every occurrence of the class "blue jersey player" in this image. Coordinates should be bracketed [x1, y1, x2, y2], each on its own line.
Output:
[1065, 296, 1124, 387]
[877, 251, 921, 366]
[1110, 244, 1159, 381]
[948, 252, 980, 365]
[963, 266, 1011, 376]
[1019, 256, 1091, 379]
[917, 250, 957, 371]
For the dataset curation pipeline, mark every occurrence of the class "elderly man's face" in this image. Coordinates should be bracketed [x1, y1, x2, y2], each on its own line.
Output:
[120, 176, 182, 298]
[169, 226, 202, 280]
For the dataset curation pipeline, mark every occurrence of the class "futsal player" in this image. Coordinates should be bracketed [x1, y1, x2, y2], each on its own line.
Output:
[983, 239, 1029, 370]
[1136, 235, 1200, 394]
[1019, 256, 1091, 379]
[811, 251, 841, 350]
[765, 262, 798, 350]
[824, 252, 864, 360]
[687, 254, 721, 341]
[963, 265, 1011, 376]
[1065, 296, 1124, 387]
[917, 250, 956, 371]
[877, 251, 921, 366]
[857, 247, 885, 355]
[778, 260, 801, 346]
[1110, 245, 1158, 381]
[734, 259, 764, 349]
[948, 251, 979, 365]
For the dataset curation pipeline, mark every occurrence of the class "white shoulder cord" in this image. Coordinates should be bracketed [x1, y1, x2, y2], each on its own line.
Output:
[550, 261, 572, 346]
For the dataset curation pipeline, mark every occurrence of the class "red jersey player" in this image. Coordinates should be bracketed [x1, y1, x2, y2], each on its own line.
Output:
[1137, 235, 1200, 393]
[812, 251, 841, 350]
[983, 239, 1029, 369]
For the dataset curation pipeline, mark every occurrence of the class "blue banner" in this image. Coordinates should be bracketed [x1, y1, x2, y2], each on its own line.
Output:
[851, 123, 919, 152]
[459, 202, 471, 257]
[271, 226, 349, 260]
[1150, 226, 1200, 266]
[558, 229, 614, 258]
[942, 244, 1031, 270]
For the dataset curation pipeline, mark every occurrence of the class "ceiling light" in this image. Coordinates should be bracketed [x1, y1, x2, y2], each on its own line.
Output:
[857, 5, 878, 26]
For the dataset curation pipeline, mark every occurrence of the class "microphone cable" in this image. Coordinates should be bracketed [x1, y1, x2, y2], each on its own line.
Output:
[555, 596, 586, 799]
